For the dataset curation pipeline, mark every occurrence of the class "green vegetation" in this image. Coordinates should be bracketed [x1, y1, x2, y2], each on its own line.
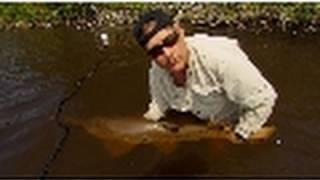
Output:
[0, 3, 319, 32]
[0, 3, 96, 28]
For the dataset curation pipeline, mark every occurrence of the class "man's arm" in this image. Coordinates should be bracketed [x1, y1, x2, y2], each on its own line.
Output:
[144, 63, 169, 121]
[216, 41, 278, 140]
[144, 99, 167, 121]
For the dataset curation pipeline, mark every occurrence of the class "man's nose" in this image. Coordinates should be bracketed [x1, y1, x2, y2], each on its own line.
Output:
[163, 47, 173, 58]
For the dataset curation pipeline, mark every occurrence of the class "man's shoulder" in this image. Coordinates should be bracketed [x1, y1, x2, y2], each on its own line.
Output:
[186, 34, 238, 48]
[186, 34, 245, 64]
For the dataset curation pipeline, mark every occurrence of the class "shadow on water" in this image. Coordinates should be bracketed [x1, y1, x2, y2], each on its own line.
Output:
[1, 27, 320, 177]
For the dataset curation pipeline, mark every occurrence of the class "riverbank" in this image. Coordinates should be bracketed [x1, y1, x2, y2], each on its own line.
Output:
[1, 3, 320, 34]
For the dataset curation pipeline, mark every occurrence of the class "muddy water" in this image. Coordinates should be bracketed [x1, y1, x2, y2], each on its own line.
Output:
[0, 28, 106, 175]
[1, 28, 320, 177]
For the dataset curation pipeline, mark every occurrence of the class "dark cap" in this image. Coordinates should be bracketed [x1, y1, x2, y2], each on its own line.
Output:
[132, 9, 175, 47]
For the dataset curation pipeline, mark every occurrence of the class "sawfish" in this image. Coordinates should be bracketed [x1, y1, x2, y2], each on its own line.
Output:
[66, 116, 276, 157]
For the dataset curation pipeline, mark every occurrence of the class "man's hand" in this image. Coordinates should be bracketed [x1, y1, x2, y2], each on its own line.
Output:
[249, 126, 276, 142]
[143, 109, 162, 121]
[225, 126, 276, 144]
[225, 128, 247, 144]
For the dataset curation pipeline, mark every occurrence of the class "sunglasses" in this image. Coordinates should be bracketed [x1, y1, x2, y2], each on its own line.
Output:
[147, 31, 179, 58]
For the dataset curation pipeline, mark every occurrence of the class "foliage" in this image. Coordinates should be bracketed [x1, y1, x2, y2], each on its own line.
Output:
[0, 3, 319, 31]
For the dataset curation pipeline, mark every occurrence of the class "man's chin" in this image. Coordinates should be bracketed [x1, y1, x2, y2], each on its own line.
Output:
[170, 65, 186, 74]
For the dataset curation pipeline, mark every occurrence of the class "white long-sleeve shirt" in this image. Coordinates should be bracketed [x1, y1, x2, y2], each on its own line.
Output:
[144, 34, 278, 139]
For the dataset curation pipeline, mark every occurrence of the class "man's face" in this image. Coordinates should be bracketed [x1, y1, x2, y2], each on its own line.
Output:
[144, 24, 189, 74]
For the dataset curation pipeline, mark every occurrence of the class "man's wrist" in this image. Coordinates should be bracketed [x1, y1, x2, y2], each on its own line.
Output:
[234, 131, 247, 142]
[234, 124, 252, 140]
[143, 107, 165, 121]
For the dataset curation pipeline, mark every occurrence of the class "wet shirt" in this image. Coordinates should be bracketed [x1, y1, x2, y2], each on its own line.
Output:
[144, 34, 278, 139]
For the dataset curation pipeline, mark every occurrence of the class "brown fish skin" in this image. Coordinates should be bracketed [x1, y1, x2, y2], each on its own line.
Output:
[66, 116, 276, 157]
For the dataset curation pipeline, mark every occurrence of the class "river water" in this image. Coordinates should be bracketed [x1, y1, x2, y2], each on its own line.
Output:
[0, 27, 320, 177]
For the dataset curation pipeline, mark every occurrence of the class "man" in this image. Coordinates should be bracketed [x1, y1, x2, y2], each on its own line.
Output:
[132, 9, 278, 143]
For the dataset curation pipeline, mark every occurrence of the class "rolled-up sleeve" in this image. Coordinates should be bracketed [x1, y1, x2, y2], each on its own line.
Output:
[217, 41, 278, 139]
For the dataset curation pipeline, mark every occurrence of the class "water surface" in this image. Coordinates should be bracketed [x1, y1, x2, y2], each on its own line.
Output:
[1, 27, 320, 177]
